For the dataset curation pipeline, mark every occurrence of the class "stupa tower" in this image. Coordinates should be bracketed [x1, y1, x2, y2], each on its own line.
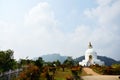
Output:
[79, 42, 104, 66]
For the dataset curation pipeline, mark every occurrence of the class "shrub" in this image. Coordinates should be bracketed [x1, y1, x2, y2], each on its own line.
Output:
[17, 64, 40, 80]
[91, 64, 120, 75]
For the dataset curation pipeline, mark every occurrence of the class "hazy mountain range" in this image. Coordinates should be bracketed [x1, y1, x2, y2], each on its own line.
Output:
[39, 54, 120, 66]
[41, 54, 67, 63]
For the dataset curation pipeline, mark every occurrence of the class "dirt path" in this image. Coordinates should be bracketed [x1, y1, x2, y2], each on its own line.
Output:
[82, 67, 100, 76]
[81, 75, 120, 80]
[81, 67, 120, 80]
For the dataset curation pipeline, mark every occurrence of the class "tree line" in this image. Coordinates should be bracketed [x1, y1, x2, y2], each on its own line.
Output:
[0, 49, 80, 80]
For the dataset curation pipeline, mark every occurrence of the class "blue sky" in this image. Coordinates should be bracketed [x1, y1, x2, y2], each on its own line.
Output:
[0, 0, 120, 60]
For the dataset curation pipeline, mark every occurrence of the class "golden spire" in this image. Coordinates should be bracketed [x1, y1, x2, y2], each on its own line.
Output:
[88, 42, 93, 49]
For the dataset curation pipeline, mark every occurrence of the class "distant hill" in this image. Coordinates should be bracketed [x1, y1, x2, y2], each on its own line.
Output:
[97, 56, 120, 66]
[41, 54, 67, 63]
[75, 56, 120, 66]
[34, 53, 120, 66]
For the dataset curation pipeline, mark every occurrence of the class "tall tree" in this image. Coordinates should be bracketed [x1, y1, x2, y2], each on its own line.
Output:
[35, 57, 44, 69]
[53, 60, 61, 66]
[63, 57, 74, 67]
[0, 49, 16, 72]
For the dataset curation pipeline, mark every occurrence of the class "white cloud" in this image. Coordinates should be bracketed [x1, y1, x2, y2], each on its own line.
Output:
[96, 0, 112, 6]
[85, 0, 120, 26]
[24, 2, 57, 29]
[0, 21, 17, 46]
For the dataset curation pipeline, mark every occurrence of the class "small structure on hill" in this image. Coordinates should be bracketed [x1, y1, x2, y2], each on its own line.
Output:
[79, 42, 104, 66]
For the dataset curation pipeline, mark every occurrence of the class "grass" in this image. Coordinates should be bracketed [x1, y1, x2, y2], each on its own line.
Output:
[40, 67, 85, 80]
[54, 68, 72, 80]
[54, 68, 85, 80]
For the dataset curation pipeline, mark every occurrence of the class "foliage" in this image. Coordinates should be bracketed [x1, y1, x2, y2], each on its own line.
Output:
[53, 60, 61, 66]
[34, 57, 44, 69]
[0, 49, 17, 72]
[17, 64, 40, 80]
[63, 57, 74, 67]
[19, 59, 27, 66]
[112, 64, 120, 68]
[19, 59, 34, 68]
[45, 62, 53, 66]
[90, 64, 120, 75]
[71, 66, 82, 76]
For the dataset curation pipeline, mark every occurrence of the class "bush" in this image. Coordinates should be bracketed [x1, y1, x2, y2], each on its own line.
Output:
[91, 64, 120, 75]
[17, 64, 40, 80]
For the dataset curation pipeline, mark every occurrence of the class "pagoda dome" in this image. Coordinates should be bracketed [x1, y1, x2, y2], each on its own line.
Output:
[85, 42, 97, 61]
[85, 48, 97, 55]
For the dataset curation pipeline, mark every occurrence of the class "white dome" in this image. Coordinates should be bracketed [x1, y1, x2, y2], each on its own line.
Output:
[85, 48, 97, 61]
[85, 48, 97, 55]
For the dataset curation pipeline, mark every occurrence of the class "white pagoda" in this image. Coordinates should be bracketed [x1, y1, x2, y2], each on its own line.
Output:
[79, 42, 104, 66]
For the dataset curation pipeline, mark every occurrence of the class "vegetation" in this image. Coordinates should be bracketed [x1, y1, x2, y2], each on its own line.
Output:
[34, 57, 44, 69]
[0, 49, 120, 80]
[0, 49, 17, 72]
[90, 64, 120, 75]
[63, 57, 75, 68]
[17, 64, 40, 80]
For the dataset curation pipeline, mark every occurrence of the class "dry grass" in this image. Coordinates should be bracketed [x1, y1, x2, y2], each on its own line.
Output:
[40, 67, 84, 80]
[54, 68, 72, 80]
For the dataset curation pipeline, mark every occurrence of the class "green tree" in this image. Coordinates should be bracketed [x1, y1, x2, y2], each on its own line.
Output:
[35, 57, 44, 69]
[53, 60, 61, 66]
[0, 49, 16, 72]
[19, 59, 27, 66]
[63, 57, 74, 67]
